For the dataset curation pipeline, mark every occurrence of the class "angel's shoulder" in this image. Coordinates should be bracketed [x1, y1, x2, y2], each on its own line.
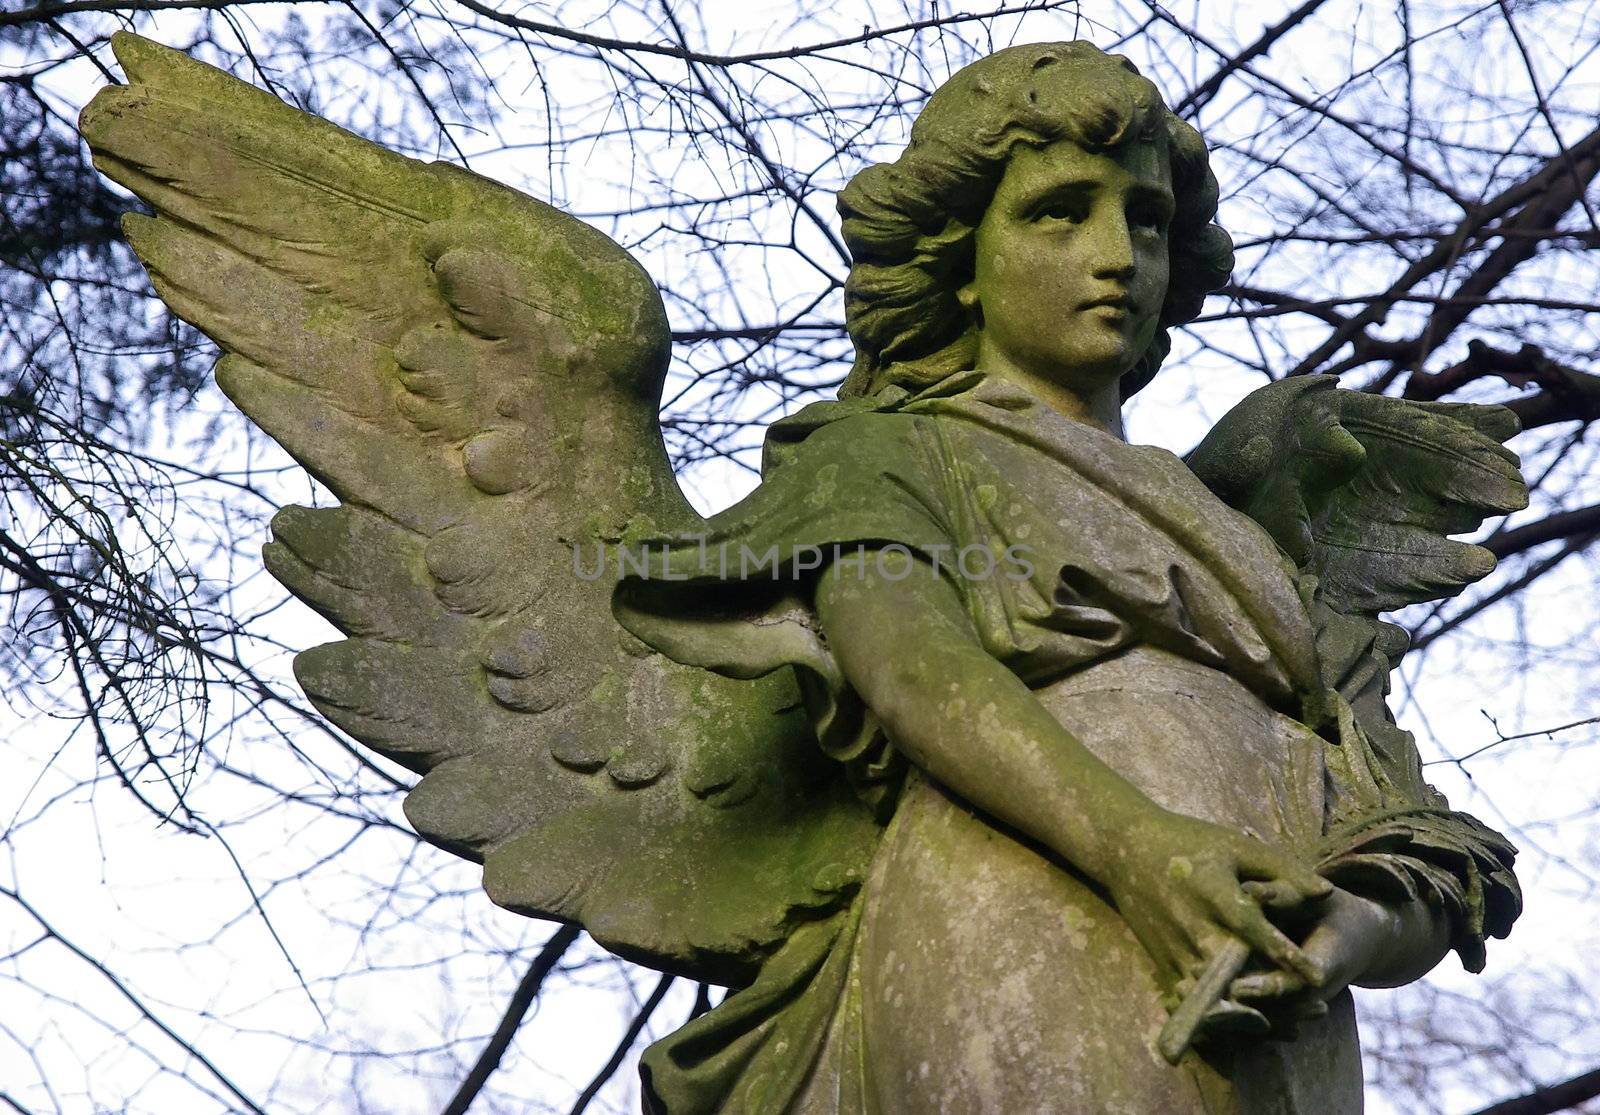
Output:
[760, 397, 943, 480]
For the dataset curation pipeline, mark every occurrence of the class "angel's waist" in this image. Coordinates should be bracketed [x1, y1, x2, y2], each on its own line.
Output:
[1028, 645, 1328, 846]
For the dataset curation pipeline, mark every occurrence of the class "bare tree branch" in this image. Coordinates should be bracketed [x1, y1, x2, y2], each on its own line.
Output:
[1485, 504, 1600, 561]
[567, 972, 675, 1115]
[1175, 0, 1330, 116]
[440, 925, 582, 1115]
[1463, 1065, 1600, 1115]
[0, 885, 268, 1115]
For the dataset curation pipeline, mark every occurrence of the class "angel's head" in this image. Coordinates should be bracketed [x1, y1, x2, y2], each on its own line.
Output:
[837, 41, 1233, 401]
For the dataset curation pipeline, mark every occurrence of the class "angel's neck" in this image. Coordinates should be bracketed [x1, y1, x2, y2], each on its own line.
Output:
[976, 353, 1127, 440]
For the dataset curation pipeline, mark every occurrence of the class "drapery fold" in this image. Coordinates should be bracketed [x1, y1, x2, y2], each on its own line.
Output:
[615, 372, 1519, 1113]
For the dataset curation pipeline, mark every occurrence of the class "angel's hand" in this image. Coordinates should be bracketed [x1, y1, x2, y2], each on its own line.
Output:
[1223, 886, 1392, 1032]
[1108, 808, 1332, 999]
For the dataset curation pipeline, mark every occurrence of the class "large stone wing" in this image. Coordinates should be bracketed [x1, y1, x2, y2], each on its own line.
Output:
[1188, 375, 1528, 617]
[79, 33, 877, 984]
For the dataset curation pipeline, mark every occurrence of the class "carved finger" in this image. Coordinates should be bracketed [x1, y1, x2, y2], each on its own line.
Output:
[1242, 879, 1316, 912]
[1217, 897, 1325, 987]
[1291, 998, 1330, 1022]
[1237, 852, 1332, 902]
[1122, 899, 1193, 990]
[1195, 998, 1272, 1044]
[1229, 970, 1305, 1002]
[1163, 975, 1197, 1014]
[1158, 938, 1251, 1065]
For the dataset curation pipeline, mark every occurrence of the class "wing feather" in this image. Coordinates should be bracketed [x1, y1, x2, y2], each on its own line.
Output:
[1311, 393, 1528, 615]
[82, 33, 878, 982]
[1188, 376, 1528, 620]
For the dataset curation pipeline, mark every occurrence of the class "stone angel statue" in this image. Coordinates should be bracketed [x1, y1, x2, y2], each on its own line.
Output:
[83, 34, 1525, 1114]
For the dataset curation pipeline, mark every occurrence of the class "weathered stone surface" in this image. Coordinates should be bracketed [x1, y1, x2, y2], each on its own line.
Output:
[85, 34, 1523, 1114]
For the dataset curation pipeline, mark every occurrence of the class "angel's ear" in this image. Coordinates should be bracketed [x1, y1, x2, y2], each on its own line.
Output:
[957, 278, 988, 332]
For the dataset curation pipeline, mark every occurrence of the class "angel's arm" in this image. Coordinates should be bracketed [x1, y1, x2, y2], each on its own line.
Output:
[1321, 887, 1450, 989]
[1186, 378, 1522, 1007]
[811, 548, 1332, 991]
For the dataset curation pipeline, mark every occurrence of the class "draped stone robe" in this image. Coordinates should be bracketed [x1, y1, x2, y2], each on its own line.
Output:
[615, 372, 1520, 1114]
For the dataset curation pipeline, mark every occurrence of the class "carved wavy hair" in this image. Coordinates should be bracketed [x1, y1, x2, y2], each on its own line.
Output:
[837, 41, 1234, 399]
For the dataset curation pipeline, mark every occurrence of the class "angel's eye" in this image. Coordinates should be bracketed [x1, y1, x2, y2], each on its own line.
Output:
[1128, 196, 1173, 236]
[1033, 196, 1088, 224]
[1128, 207, 1166, 235]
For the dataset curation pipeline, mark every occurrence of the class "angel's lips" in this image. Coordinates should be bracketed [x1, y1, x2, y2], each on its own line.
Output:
[1080, 293, 1135, 315]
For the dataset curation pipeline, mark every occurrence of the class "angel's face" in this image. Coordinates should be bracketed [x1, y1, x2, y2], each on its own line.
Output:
[965, 136, 1172, 400]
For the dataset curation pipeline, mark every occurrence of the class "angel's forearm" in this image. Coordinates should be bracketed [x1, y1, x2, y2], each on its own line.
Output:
[813, 552, 1160, 883]
[1348, 889, 1452, 989]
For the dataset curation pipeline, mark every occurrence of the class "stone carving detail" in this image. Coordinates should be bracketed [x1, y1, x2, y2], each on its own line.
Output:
[84, 34, 1524, 1113]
